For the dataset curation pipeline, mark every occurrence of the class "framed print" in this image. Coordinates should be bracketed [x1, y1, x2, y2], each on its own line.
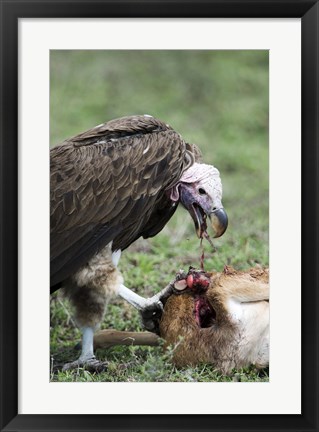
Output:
[1, 1, 318, 431]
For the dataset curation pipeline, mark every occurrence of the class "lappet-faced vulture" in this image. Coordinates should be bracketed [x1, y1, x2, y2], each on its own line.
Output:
[50, 115, 228, 370]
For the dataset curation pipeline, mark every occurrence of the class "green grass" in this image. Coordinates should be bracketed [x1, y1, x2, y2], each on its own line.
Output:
[50, 50, 269, 382]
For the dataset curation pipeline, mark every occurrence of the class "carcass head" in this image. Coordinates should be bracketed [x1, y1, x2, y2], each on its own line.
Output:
[173, 267, 216, 328]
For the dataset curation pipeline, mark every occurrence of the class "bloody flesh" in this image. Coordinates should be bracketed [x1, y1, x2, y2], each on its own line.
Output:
[173, 268, 216, 328]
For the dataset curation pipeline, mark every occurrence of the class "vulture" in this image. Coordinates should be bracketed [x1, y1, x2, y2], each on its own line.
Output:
[50, 115, 228, 370]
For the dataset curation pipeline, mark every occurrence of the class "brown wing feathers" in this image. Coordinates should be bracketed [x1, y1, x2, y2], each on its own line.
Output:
[50, 115, 194, 288]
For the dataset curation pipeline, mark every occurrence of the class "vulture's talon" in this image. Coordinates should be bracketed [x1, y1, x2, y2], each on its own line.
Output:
[62, 357, 108, 373]
[140, 300, 164, 334]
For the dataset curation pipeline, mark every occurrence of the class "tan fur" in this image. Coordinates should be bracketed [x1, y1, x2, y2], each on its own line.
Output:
[64, 245, 123, 329]
[160, 266, 269, 374]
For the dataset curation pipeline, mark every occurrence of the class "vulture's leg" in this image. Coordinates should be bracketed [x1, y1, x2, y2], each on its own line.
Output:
[118, 280, 175, 311]
[118, 284, 156, 311]
[62, 247, 123, 372]
[118, 282, 175, 333]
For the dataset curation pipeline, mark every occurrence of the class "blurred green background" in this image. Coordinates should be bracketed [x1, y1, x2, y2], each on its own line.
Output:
[50, 50, 269, 382]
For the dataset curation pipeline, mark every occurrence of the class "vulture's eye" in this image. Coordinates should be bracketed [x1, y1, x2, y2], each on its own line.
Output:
[198, 188, 206, 195]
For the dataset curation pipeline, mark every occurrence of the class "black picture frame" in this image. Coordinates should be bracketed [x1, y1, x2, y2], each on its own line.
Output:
[1, 1, 318, 431]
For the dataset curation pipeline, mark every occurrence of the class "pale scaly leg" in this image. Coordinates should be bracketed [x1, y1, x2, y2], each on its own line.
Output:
[118, 282, 175, 332]
[118, 282, 175, 310]
[63, 326, 107, 372]
[78, 326, 95, 362]
[115, 246, 177, 330]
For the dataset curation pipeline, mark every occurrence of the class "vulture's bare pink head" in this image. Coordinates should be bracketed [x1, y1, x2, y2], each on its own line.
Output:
[169, 163, 228, 240]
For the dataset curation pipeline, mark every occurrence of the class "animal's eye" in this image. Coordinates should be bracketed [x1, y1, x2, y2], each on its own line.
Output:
[198, 188, 206, 195]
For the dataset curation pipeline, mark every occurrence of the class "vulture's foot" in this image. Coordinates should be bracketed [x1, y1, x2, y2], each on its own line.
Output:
[140, 300, 164, 334]
[139, 275, 185, 333]
[62, 356, 107, 373]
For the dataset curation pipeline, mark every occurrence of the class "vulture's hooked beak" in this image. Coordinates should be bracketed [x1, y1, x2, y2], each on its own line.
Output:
[189, 203, 228, 239]
[179, 183, 228, 240]
[209, 207, 228, 238]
